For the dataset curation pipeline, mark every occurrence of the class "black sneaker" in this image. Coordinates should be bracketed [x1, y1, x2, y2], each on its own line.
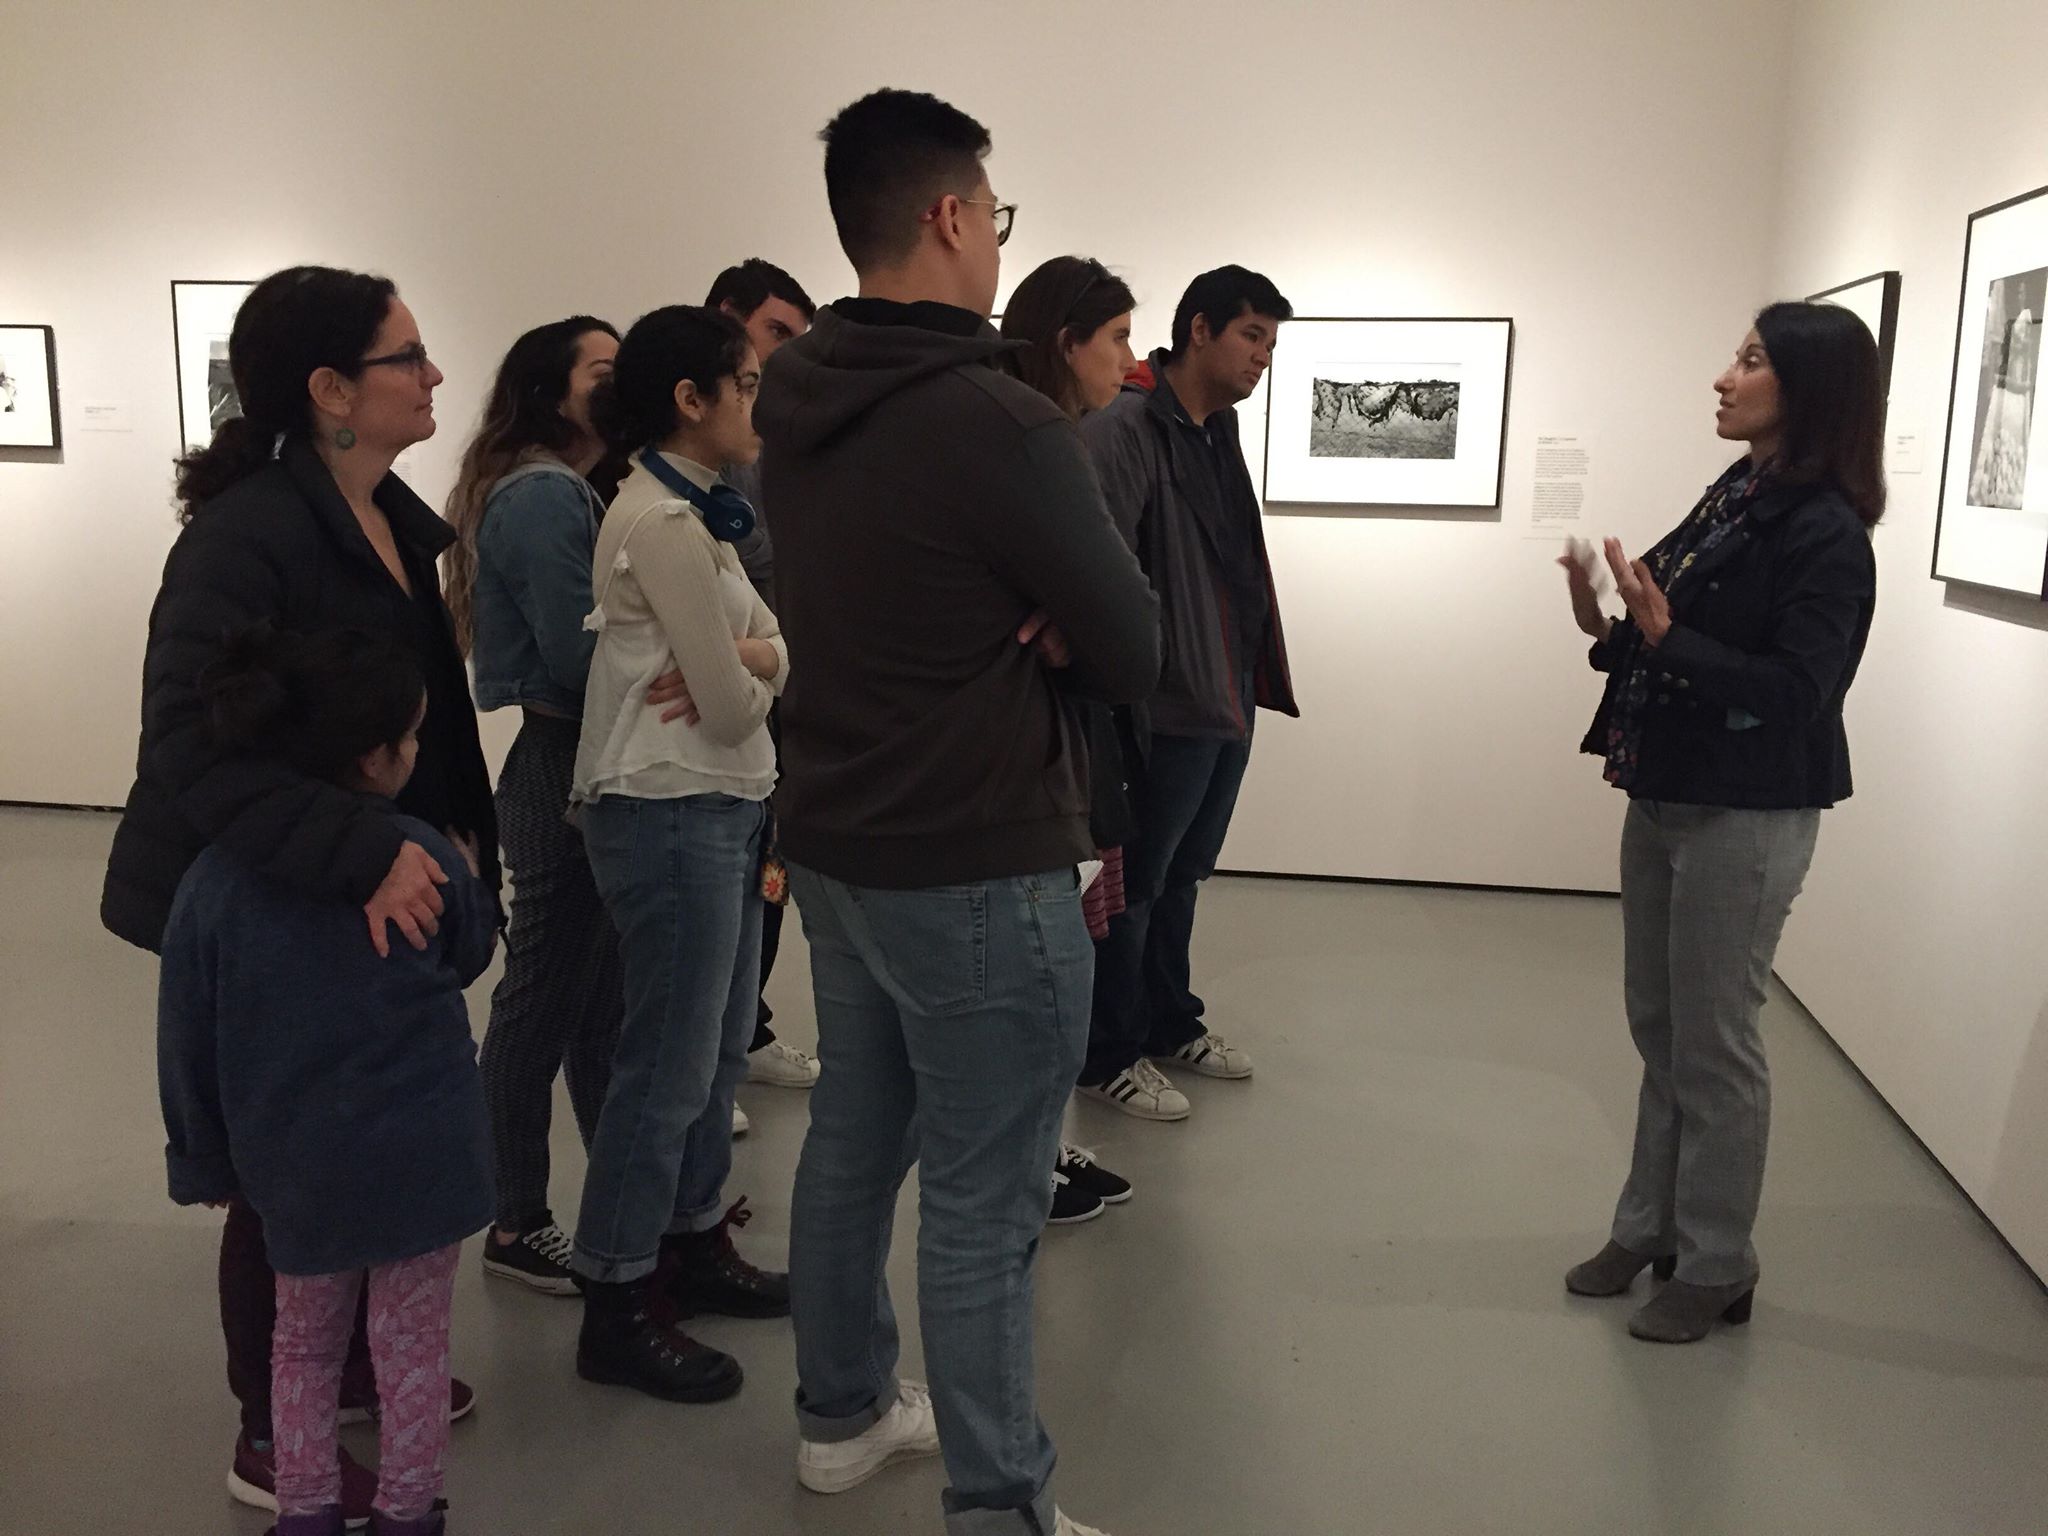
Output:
[1057, 1143, 1133, 1205]
[481, 1224, 582, 1297]
[662, 1199, 791, 1319]
[577, 1281, 744, 1403]
[1049, 1166, 1105, 1225]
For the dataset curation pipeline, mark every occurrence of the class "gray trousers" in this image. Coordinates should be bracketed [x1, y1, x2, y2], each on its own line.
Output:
[1611, 800, 1820, 1287]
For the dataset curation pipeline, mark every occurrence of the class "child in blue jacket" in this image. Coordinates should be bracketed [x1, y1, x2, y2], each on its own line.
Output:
[158, 625, 495, 1536]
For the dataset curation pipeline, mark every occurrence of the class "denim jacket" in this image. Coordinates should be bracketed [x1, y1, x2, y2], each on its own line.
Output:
[473, 459, 605, 716]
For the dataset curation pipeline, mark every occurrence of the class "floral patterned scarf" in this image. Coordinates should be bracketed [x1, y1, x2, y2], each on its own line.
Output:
[1603, 462, 1771, 789]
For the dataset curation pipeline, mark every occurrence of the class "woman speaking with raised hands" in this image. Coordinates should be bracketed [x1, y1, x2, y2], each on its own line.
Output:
[1559, 301, 1881, 1345]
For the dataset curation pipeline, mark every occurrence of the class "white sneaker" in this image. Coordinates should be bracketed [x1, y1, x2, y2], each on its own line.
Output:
[798, 1381, 942, 1494]
[1078, 1059, 1191, 1122]
[1055, 1512, 1112, 1536]
[1154, 1030, 1253, 1080]
[732, 1104, 752, 1138]
[748, 1038, 821, 1088]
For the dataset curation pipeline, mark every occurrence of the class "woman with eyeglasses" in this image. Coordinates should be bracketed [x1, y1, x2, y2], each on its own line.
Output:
[564, 305, 791, 1404]
[999, 255, 1143, 1229]
[101, 264, 497, 1527]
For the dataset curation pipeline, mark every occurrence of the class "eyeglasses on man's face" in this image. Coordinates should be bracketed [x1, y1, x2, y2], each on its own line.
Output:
[929, 196, 1017, 247]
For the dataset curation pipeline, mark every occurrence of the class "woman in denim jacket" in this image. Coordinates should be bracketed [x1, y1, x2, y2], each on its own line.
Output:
[443, 316, 626, 1297]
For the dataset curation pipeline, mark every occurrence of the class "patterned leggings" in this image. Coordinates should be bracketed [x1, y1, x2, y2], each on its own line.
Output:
[272, 1244, 460, 1520]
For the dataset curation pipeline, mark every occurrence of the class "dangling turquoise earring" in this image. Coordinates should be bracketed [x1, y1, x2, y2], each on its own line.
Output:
[335, 427, 356, 450]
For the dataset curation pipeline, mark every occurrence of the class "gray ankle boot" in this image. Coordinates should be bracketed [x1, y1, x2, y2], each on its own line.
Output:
[1564, 1240, 1677, 1297]
[1628, 1278, 1756, 1343]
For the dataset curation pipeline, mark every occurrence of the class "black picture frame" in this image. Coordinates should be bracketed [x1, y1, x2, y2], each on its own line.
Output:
[1261, 315, 1517, 511]
[0, 324, 62, 450]
[171, 278, 257, 454]
[1807, 271, 1903, 401]
[1930, 182, 2048, 599]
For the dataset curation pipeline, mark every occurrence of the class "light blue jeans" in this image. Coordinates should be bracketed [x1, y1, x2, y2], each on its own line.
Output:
[572, 793, 765, 1284]
[788, 864, 1090, 1536]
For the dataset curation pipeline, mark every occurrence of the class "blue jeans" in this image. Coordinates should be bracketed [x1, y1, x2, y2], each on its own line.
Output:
[788, 864, 1091, 1536]
[572, 793, 765, 1284]
[1082, 731, 1252, 1084]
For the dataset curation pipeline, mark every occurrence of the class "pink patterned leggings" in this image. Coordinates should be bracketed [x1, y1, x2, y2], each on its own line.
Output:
[271, 1243, 460, 1520]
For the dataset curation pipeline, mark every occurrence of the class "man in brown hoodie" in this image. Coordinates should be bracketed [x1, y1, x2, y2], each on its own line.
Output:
[755, 89, 1157, 1536]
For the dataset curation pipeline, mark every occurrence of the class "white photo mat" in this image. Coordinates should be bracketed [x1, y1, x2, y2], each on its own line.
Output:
[173, 280, 256, 454]
[1933, 186, 2048, 596]
[0, 325, 60, 448]
[1264, 317, 1513, 507]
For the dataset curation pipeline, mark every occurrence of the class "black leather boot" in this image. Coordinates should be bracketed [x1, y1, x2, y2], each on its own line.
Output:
[662, 1199, 791, 1320]
[577, 1277, 744, 1402]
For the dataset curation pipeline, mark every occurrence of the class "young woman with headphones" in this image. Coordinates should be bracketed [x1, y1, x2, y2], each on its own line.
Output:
[563, 305, 792, 1403]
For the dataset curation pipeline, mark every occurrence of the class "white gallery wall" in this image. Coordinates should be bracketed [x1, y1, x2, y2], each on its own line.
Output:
[1764, 0, 2048, 1271]
[2, 0, 1789, 890]
[11, 4, 2043, 1266]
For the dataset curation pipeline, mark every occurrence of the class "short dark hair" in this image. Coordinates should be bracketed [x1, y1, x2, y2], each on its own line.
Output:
[202, 624, 424, 787]
[589, 305, 751, 454]
[821, 89, 992, 271]
[706, 259, 817, 323]
[1000, 256, 1138, 418]
[1753, 301, 1888, 527]
[1169, 265, 1293, 358]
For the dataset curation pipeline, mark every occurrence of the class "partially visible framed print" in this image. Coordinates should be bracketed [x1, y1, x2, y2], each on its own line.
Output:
[0, 325, 61, 448]
[173, 279, 255, 454]
[1264, 317, 1514, 508]
[1932, 185, 2048, 597]
[1809, 271, 1902, 400]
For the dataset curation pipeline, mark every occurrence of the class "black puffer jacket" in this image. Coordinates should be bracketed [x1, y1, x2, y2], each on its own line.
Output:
[103, 438, 500, 953]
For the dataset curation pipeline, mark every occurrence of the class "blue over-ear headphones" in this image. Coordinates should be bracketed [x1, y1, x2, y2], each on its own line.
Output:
[637, 447, 757, 543]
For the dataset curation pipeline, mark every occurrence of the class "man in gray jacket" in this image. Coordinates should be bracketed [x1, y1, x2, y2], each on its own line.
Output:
[1077, 266, 1298, 1123]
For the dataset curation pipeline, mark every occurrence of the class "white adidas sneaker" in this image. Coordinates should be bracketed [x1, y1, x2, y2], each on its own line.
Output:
[1154, 1030, 1254, 1080]
[1055, 1511, 1113, 1535]
[1078, 1059, 1191, 1122]
[797, 1381, 942, 1494]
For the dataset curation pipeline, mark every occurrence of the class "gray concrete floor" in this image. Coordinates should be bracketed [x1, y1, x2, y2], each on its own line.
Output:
[4, 806, 2047, 1534]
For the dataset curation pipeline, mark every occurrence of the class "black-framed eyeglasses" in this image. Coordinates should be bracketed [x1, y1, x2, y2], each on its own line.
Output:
[958, 197, 1017, 247]
[358, 342, 433, 374]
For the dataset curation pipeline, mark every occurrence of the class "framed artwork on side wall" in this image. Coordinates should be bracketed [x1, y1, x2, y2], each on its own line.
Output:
[172, 280, 256, 454]
[1932, 184, 2048, 597]
[1263, 317, 1514, 508]
[0, 325, 61, 449]
[1809, 271, 1902, 401]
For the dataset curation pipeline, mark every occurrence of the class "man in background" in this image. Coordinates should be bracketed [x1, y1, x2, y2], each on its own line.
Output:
[1077, 265, 1298, 1124]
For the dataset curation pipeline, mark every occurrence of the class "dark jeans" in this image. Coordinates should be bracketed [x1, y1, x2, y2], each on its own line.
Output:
[221, 1196, 373, 1441]
[751, 897, 784, 1049]
[1081, 731, 1252, 1085]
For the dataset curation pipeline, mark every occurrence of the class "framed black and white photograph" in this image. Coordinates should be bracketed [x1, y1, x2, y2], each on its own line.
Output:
[1263, 317, 1513, 508]
[1809, 271, 1902, 400]
[0, 325, 61, 449]
[172, 279, 256, 454]
[1933, 185, 2048, 597]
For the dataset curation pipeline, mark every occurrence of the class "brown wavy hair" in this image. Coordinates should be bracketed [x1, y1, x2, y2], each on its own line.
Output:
[442, 316, 617, 655]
